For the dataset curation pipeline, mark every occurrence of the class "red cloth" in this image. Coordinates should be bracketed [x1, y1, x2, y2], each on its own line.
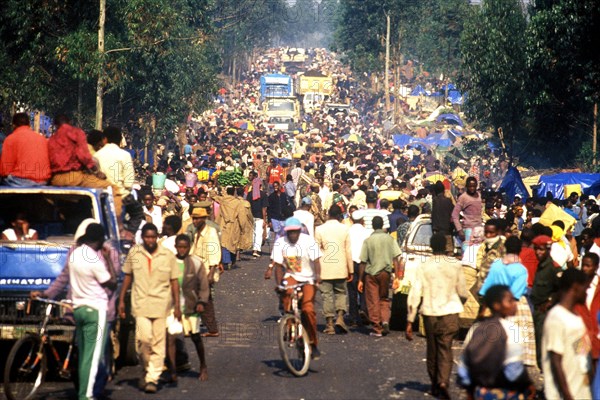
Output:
[0, 126, 51, 182]
[267, 165, 283, 185]
[520, 246, 538, 288]
[575, 299, 600, 360]
[48, 124, 95, 173]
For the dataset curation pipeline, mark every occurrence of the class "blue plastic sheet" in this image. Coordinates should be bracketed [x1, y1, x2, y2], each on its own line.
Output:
[536, 173, 600, 200]
[436, 114, 464, 127]
[410, 85, 426, 96]
[499, 167, 529, 204]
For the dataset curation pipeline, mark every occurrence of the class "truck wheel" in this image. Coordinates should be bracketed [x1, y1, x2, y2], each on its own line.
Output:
[116, 321, 138, 367]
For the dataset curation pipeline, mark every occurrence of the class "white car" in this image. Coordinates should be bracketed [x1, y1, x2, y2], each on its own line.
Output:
[394, 214, 475, 330]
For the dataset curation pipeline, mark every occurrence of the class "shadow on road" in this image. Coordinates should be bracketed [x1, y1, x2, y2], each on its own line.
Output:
[394, 380, 430, 394]
[261, 359, 320, 378]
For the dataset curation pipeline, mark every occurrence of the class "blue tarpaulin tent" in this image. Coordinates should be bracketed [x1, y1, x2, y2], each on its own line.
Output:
[422, 133, 453, 148]
[436, 114, 464, 127]
[499, 167, 529, 204]
[447, 90, 464, 105]
[393, 133, 455, 148]
[439, 131, 458, 144]
[536, 173, 600, 200]
[392, 134, 417, 148]
[410, 85, 426, 96]
[447, 128, 464, 137]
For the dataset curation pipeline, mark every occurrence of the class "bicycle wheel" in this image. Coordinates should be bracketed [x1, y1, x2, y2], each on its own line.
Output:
[4, 335, 47, 400]
[278, 314, 311, 376]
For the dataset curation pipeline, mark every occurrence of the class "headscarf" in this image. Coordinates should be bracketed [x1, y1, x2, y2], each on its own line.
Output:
[551, 225, 566, 249]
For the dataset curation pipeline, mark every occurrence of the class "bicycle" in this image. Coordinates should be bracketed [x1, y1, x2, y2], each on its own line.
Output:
[277, 280, 311, 377]
[4, 298, 77, 400]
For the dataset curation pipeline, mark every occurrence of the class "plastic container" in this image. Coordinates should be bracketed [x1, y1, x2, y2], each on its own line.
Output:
[185, 172, 198, 187]
[197, 170, 210, 182]
[152, 173, 166, 190]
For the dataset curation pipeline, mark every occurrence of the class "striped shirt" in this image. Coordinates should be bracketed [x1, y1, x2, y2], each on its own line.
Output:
[355, 208, 390, 232]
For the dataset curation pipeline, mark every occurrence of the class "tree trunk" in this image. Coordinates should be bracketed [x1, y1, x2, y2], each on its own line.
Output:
[384, 14, 391, 120]
[95, 0, 106, 130]
[77, 80, 83, 126]
[593, 102, 598, 166]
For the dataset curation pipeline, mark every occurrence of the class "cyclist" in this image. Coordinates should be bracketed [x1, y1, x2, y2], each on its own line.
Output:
[271, 217, 322, 359]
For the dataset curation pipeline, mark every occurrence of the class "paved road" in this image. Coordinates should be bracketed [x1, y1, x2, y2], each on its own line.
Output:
[4, 252, 468, 400]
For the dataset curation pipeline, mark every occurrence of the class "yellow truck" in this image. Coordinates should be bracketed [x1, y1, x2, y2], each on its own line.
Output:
[296, 72, 334, 113]
[296, 73, 334, 96]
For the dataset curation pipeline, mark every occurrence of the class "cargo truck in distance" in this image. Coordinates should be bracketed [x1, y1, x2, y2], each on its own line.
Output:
[295, 71, 334, 113]
[259, 73, 294, 102]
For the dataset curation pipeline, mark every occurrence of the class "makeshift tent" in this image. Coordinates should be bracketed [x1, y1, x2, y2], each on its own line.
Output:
[585, 179, 600, 198]
[421, 133, 453, 148]
[447, 128, 464, 138]
[393, 134, 417, 148]
[447, 90, 464, 105]
[410, 85, 426, 96]
[499, 167, 529, 204]
[536, 173, 600, 200]
[441, 83, 457, 91]
[521, 175, 541, 197]
[436, 113, 464, 127]
[439, 131, 457, 143]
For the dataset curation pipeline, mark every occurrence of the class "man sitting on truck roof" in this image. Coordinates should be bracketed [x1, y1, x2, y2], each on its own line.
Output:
[47, 114, 122, 216]
[0, 112, 51, 186]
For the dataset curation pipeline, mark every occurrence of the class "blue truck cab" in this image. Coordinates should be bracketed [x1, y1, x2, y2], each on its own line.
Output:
[0, 186, 122, 342]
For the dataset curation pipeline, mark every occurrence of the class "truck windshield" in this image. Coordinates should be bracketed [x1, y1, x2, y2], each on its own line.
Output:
[265, 86, 291, 97]
[267, 101, 295, 112]
[0, 192, 95, 242]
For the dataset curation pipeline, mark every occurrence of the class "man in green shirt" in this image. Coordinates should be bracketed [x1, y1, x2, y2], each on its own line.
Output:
[358, 216, 402, 337]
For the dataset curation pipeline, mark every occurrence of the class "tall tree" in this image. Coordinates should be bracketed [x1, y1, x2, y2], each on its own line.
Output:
[526, 0, 600, 165]
[459, 0, 528, 162]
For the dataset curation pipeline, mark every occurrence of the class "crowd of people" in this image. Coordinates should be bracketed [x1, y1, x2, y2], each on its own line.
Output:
[2, 47, 600, 400]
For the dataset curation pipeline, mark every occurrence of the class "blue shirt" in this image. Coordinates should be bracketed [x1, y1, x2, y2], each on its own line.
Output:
[479, 259, 528, 299]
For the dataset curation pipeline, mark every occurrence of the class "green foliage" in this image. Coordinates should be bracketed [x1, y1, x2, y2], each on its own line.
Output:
[0, 0, 219, 141]
[525, 0, 600, 165]
[333, 0, 470, 77]
[575, 141, 600, 172]
[459, 0, 527, 158]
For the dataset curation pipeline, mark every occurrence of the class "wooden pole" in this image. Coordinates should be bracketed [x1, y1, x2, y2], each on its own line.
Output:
[594, 102, 598, 166]
[95, 0, 106, 130]
[385, 14, 391, 121]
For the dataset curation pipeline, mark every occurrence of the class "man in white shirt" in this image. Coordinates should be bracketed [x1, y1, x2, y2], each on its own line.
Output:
[355, 191, 390, 232]
[315, 205, 353, 334]
[293, 197, 315, 236]
[94, 126, 135, 197]
[272, 217, 322, 359]
[143, 192, 163, 233]
[542, 268, 592, 400]
[347, 209, 371, 326]
[290, 162, 303, 186]
[406, 233, 468, 399]
[68, 223, 116, 400]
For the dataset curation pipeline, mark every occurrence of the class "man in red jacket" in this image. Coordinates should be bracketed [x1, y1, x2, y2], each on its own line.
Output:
[0, 113, 51, 186]
[48, 114, 121, 215]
